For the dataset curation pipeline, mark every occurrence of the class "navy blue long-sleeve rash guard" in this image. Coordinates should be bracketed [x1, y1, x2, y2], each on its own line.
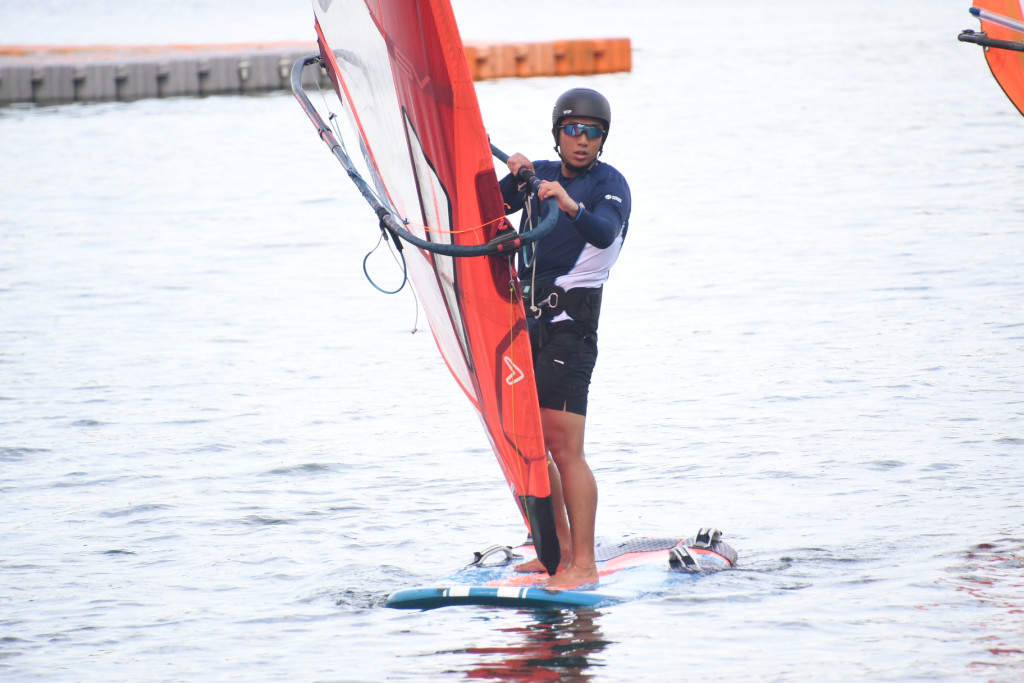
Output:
[499, 160, 631, 292]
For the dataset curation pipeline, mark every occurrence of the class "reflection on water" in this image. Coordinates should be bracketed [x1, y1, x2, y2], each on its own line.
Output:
[946, 539, 1024, 679]
[458, 610, 608, 681]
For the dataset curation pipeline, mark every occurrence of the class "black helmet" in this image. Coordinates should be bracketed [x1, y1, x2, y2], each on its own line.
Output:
[551, 87, 611, 138]
[551, 88, 611, 172]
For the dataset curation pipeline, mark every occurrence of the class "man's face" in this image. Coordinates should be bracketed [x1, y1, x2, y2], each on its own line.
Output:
[558, 116, 604, 173]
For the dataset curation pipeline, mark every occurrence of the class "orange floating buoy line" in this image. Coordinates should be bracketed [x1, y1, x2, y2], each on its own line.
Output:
[465, 38, 632, 81]
[0, 38, 631, 106]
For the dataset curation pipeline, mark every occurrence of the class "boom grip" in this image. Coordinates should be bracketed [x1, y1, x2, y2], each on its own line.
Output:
[490, 143, 543, 193]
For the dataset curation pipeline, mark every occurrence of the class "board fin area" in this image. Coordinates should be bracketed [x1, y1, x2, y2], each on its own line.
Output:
[385, 530, 737, 610]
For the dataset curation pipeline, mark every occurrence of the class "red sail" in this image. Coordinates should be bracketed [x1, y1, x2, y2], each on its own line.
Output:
[312, 0, 557, 567]
[974, 0, 1024, 115]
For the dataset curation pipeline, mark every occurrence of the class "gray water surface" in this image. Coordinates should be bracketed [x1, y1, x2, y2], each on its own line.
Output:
[2, 1, 1023, 680]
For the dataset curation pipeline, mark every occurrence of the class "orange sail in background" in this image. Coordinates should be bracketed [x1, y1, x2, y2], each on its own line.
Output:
[965, 0, 1024, 115]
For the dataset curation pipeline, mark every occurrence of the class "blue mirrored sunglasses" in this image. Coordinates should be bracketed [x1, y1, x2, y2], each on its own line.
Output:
[560, 122, 605, 139]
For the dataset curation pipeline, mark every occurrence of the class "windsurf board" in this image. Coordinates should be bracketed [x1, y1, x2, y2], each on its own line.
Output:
[386, 529, 737, 610]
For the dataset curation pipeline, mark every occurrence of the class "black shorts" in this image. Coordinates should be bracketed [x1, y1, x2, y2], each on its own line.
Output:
[530, 320, 599, 417]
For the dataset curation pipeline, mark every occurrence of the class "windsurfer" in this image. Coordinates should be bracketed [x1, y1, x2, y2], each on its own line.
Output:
[499, 88, 631, 587]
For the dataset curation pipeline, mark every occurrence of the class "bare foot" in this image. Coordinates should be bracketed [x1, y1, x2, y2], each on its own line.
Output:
[513, 557, 569, 574]
[513, 558, 546, 573]
[545, 565, 599, 589]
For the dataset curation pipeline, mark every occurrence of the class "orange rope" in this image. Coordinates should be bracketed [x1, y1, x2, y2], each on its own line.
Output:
[404, 215, 507, 236]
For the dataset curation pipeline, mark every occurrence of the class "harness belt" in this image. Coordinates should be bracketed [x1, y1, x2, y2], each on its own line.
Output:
[522, 282, 603, 326]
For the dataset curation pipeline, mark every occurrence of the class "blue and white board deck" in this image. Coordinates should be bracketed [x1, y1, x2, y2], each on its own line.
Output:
[385, 533, 736, 610]
[387, 582, 614, 610]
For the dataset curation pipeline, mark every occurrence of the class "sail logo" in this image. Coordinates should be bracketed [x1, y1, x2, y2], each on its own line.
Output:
[503, 356, 525, 385]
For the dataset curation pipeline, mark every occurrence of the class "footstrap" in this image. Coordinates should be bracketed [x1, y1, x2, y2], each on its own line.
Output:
[468, 545, 520, 568]
[668, 545, 703, 573]
[692, 527, 723, 549]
